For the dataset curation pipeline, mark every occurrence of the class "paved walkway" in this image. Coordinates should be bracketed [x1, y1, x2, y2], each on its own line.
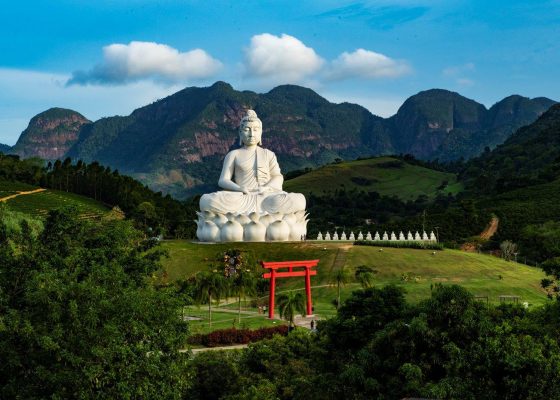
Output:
[184, 344, 249, 354]
[0, 188, 45, 202]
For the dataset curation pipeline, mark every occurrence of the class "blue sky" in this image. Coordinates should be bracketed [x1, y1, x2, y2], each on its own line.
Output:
[1, 0, 559, 145]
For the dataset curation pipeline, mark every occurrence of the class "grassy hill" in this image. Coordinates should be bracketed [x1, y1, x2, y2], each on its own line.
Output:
[0, 180, 109, 219]
[284, 157, 462, 200]
[160, 240, 548, 332]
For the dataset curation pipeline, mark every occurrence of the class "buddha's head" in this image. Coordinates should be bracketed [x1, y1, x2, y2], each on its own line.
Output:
[239, 109, 262, 146]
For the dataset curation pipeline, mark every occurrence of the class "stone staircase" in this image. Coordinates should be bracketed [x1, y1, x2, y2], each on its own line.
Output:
[330, 247, 349, 273]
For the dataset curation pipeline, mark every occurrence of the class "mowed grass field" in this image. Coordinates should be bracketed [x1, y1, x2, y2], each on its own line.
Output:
[1, 180, 109, 219]
[160, 240, 549, 332]
[283, 156, 463, 200]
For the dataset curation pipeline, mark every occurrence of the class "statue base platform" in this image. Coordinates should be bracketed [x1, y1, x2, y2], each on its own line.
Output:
[196, 210, 308, 242]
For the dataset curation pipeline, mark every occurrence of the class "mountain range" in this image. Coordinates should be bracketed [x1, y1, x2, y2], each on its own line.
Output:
[0, 143, 10, 153]
[3, 82, 556, 198]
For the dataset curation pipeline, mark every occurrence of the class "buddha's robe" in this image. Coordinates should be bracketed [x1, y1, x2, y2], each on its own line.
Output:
[200, 146, 306, 215]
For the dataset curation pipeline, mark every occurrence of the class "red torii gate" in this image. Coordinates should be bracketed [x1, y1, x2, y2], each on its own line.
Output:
[261, 259, 319, 320]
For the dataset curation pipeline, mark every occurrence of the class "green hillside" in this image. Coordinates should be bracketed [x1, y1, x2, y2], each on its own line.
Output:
[0, 180, 108, 219]
[284, 156, 462, 200]
[160, 241, 548, 319]
[476, 178, 560, 243]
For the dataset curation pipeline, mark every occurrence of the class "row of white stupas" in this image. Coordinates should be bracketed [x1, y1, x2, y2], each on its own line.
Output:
[317, 230, 437, 242]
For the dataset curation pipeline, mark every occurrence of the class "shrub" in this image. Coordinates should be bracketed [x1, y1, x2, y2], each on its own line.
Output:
[188, 325, 289, 347]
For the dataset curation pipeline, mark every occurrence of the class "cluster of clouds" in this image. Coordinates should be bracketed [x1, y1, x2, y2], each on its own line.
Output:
[68, 41, 222, 86]
[68, 33, 411, 87]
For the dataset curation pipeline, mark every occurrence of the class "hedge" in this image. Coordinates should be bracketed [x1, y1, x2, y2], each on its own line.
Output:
[188, 325, 289, 347]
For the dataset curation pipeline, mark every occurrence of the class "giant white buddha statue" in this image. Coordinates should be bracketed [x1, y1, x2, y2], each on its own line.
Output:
[196, 110, 308, 242]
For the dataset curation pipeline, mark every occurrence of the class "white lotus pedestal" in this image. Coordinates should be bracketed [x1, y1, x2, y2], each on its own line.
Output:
[196, 210, 309, 242]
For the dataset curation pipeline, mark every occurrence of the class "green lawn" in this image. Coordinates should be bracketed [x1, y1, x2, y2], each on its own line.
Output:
[345, 246, 547, 306]
[183, 306, 287, 335]
[160, 241, 550, 325]
[284, 156, 463, 200]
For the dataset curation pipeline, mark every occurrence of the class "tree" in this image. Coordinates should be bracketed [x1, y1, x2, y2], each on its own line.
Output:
[194, 270, 229, 328]
[276, 291, 306, 328]
[541, 257, 560, 298]
[232, 271, 257, 325]
[330, 268, 351, 309]
[355, 265, 377, 289]
[500, 240, 518, 261]
[137, 201, 157, 229]
[0, 207, 189, 399]
[521, 221, 560, 263]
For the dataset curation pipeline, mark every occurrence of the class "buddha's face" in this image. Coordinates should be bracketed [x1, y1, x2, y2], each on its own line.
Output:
[240, 120, 262, 146]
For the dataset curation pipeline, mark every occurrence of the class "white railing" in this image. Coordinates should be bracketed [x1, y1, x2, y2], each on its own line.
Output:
[316, 230, 437, 243]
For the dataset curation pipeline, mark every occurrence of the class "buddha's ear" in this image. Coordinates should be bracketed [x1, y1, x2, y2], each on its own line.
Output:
[239, 137, 242, 146]
[258, 140, 262, 145]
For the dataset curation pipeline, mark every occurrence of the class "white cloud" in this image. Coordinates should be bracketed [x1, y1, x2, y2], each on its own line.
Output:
[68, 41, 222, 85]
[243, 33, 324, 84]
[442, 63, 475, 87]
[327, 49, 411, 81]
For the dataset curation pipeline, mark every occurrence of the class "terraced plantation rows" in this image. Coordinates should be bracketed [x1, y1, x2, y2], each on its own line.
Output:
[0, 180, 39, 196]
[1, 180, 109, 219]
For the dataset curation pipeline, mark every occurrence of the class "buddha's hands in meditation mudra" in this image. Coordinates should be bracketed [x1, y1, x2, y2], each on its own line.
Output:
[199, 110, 306, 215]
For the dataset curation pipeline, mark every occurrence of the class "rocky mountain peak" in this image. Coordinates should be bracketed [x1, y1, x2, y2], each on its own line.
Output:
[12, 108, 90, 160]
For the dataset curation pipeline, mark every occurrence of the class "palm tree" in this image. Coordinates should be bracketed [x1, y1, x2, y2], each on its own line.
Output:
[232, 271, 257, 325]
[194, 271, 228, 328]
[330, 268, 350, 309]
[355, 265, 378, 289]
[276, 291, 306, 328]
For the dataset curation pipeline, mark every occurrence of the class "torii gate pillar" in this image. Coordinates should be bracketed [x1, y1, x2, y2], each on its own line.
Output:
[261, 260, 319, 319]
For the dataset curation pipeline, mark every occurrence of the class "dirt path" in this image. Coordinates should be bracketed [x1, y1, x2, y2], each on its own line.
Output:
[480, 216, 500, 240]
[0, 188, 46, 202]
[461, 216, 500, 251]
